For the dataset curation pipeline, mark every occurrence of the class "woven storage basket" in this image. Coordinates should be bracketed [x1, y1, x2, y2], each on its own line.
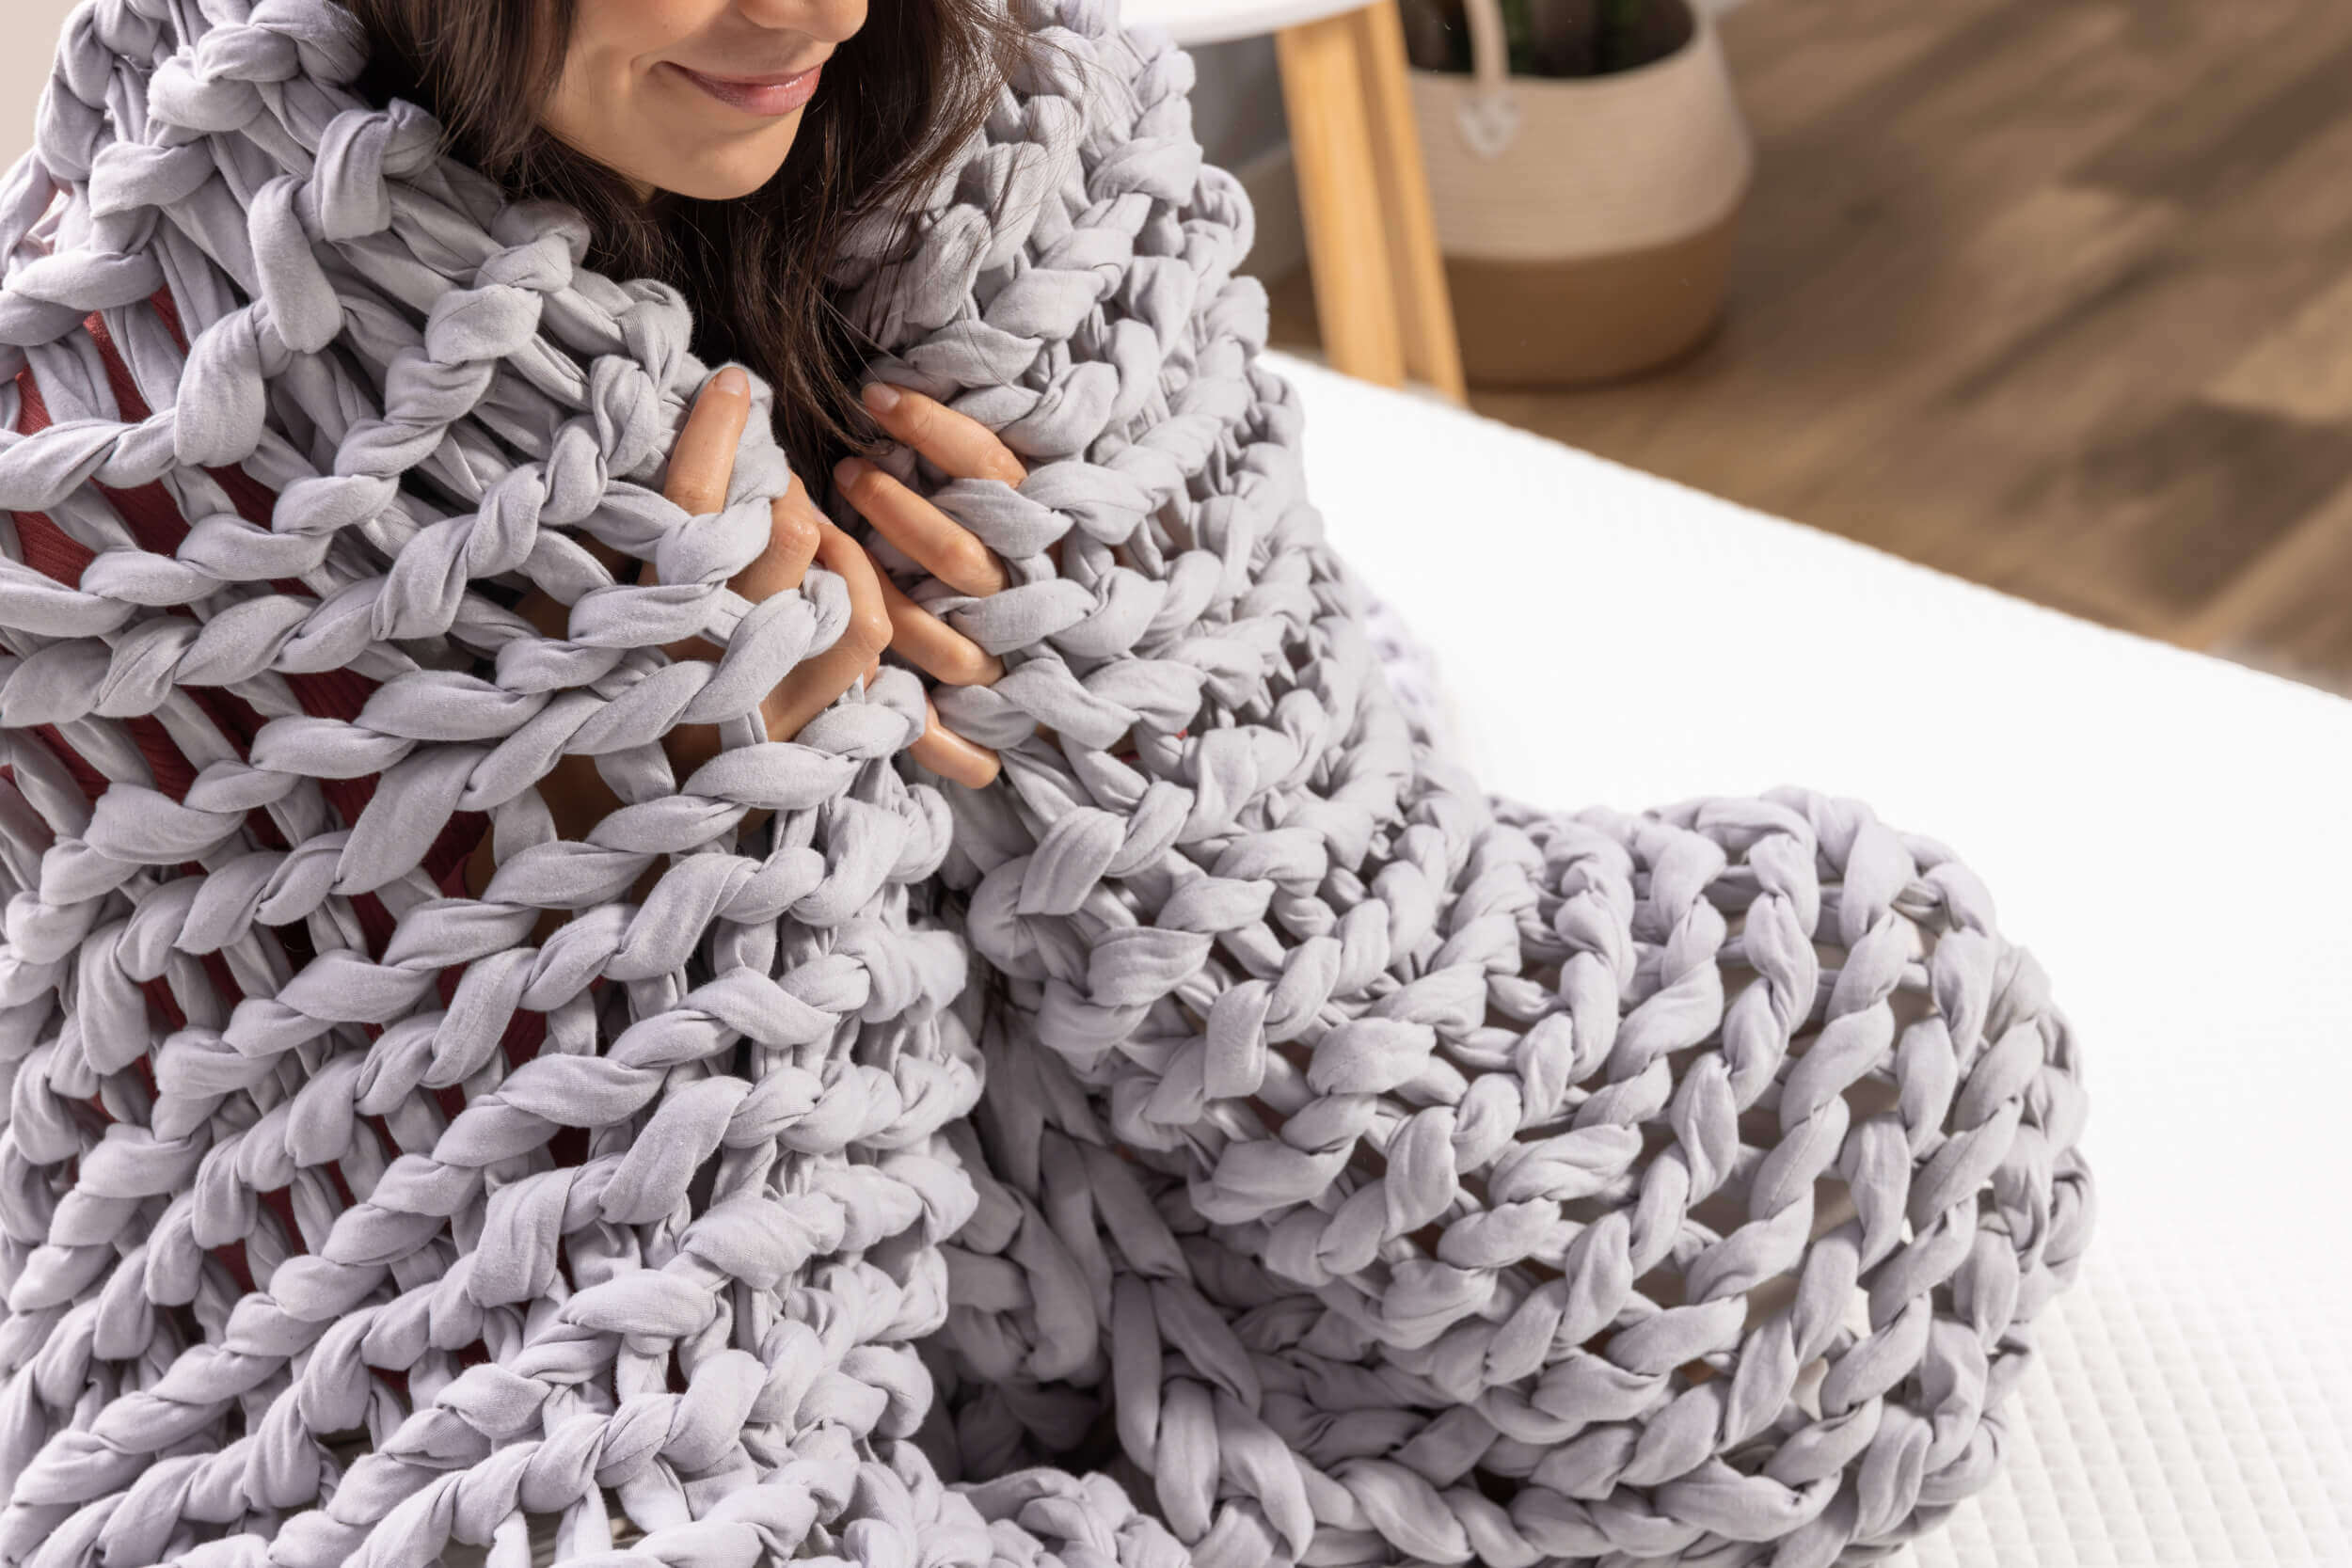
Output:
[1409, 0, 1754, 385]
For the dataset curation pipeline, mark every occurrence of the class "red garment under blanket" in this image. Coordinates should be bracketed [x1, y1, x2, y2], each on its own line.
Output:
[2, 293, 588, 1372]
[4, 293, 541, 1106]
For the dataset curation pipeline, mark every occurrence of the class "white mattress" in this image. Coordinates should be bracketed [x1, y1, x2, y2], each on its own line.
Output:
[1275, 354, 2352, 1564]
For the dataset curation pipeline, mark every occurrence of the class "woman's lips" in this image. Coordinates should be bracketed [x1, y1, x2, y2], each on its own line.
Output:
[666, 62, 822, 119]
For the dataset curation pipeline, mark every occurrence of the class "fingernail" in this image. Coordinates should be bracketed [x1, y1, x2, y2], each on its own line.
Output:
[860, 382, 901, 415]
[713, 366, 749, 398]
[833, 456, 866, 490]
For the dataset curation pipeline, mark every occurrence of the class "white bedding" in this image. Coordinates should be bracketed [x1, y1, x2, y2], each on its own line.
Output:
[1275, 353, 2352, 1564]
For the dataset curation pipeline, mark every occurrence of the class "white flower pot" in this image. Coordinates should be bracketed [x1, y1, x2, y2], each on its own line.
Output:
[1410, 0, 1754, 385]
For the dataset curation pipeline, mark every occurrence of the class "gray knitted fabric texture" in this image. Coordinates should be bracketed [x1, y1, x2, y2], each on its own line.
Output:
[0, 1, 2093, 1565]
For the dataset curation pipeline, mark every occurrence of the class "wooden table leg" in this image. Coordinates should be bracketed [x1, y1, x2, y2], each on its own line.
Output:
[1351, 0, 1468, 404]
[1277, 10, 1407, 389]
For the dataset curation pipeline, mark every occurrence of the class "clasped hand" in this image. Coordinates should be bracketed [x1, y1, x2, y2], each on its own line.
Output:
[466, 368, 1019, 897]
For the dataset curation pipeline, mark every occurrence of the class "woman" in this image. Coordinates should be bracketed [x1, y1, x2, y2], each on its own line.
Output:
[0, 0, 1111, 1560]
[0, 0, 2090, 1562]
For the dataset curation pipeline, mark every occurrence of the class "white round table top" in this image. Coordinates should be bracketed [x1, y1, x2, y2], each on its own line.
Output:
[1119, 0, 1371, 47]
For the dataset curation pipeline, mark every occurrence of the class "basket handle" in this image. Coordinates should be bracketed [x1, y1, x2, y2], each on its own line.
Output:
[1455, 0, 1520, 158]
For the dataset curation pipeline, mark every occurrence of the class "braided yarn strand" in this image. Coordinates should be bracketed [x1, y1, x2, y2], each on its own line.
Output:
[833, 5, 2092, 1564]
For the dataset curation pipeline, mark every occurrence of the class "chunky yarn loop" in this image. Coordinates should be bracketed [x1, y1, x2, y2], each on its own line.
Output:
[0, 1, 2091, 1566]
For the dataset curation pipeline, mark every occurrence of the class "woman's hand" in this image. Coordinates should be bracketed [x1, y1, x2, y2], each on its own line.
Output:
[642, 368, 898, 778]
[834, 379, 1031, 784]
[464, 368, 1019, 900]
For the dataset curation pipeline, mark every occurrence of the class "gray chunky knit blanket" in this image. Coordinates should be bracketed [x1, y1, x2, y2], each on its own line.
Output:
[0, 0, 2092, 1564]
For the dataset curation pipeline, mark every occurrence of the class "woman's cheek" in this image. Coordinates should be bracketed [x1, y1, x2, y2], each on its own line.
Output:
[541, 28, 823, 198]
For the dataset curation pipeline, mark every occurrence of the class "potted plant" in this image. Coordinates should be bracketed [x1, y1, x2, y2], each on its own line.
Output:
[1400, 0, 1752, 386]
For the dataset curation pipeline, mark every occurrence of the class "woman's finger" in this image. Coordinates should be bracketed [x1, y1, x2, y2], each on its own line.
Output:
[910, 698, 1001, 788]
[665, 367, 751, 515]
[649, 483, 826, 774]
[761, 522, 893, 741]
[738, 483, 826, 602]
[834, 455, 1009, 597]
[648, 481, 825, 664]
[879, 574, 1003, 687]
[862, 382, 1026, 485]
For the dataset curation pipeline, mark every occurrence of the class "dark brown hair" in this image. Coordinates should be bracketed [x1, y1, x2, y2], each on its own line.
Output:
[342, 0, 1023, 468]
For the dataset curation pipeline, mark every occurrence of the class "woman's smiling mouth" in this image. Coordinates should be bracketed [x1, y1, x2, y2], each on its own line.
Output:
[665, 61, 823, 118]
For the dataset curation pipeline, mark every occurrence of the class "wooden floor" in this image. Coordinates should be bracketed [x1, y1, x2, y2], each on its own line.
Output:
[1267, 0, 2352, 694]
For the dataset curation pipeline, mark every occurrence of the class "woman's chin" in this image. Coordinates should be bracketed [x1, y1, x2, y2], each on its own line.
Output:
[642, 122, 804, 202]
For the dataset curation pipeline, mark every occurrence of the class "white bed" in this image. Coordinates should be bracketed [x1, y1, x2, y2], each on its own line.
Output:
[1278, 353, 2352, 1564]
